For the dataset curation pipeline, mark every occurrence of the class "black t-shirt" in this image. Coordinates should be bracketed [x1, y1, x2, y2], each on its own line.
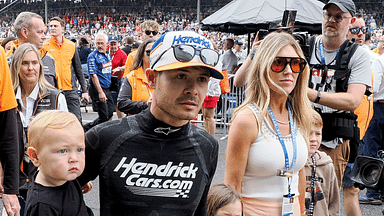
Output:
[25, 175, 93, 216]
[78, 108, 219, 216]
[121, 45, 132, 56]
[78, 46, 92, 65]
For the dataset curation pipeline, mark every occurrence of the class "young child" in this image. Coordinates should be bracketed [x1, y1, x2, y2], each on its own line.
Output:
[207, 183, 242, 216]
[25, 110, 93, 216]
[305, 110, 340, 216]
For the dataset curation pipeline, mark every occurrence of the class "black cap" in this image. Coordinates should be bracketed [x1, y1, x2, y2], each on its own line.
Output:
[80, 37, 89, 45]
[132, 41, 141, 49]
[323, 0, 355, 17]
[235, 39, 243, 45]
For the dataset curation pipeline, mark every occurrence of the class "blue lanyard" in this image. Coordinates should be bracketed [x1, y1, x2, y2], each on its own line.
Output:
[319, 38, 339, 65]
[268, 105, 297, 196]
[319, 39, 326, 65]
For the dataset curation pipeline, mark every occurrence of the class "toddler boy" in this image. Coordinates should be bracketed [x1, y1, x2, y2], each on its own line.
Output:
[24, 110, 93, 216]
[305, 110, 340, 216]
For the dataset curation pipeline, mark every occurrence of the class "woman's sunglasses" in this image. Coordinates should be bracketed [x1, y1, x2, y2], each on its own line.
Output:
[145, 50, 151, 56]
[151, 44, 220, 69]
[145, 30, 158, 36]
[271, 57, 307, 73]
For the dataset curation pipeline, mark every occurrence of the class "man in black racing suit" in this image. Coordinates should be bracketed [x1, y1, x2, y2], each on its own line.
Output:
[77, 30, 224, 216]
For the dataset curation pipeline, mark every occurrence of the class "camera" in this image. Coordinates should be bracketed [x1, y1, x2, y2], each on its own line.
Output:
[258, 29, 269, 40]
[256, 28, 310, 57]
[351, 150, 384, 190]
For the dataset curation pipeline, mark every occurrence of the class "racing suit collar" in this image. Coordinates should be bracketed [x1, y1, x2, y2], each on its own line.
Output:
[136, 108, 190, 138]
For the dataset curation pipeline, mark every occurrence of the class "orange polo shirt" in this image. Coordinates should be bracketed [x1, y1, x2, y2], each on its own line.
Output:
[123, 50, 137, 78]
[0, 46, 17, 111]
[43, 36, 76, 90]
[127, 66, 152, 102]
[354, 72, 374, 139]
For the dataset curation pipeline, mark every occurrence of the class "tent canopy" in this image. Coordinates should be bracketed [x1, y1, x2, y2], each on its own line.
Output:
[201, 0, 325, 34]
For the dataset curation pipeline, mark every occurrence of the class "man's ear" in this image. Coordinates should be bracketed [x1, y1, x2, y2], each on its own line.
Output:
[146, 68, 156, 88]
[28, 147, 41, 167]
[21, 27, 28, 39]
[350, 17, 356, 24]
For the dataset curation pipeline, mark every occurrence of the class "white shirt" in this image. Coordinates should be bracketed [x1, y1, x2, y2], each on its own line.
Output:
[362, 45, 380, 66]
[242, 104, 308, 201]
[16, 84, 68, 127]
[371, 54, 384, 101]
[233, 49, 247, 64]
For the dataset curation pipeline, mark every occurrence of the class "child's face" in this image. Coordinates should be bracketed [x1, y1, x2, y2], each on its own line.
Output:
[215, 200, 242, 216]
[309, 125, 322, 155]
[35, 122, 85, 186]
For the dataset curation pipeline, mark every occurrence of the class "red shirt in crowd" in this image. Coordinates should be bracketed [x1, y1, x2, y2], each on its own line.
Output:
[110, 47, 128, 79]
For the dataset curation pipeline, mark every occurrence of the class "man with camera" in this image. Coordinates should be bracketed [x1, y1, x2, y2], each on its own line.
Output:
[345, 13, 381, 206]
[307, 0, 371, 215]
[356, 34, 384, 205]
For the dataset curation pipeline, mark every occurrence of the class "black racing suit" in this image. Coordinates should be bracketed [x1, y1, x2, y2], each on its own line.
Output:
[78, 108, 218, 216]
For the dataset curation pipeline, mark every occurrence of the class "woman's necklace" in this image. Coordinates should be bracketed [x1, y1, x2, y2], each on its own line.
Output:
[276, 119, 290, 125]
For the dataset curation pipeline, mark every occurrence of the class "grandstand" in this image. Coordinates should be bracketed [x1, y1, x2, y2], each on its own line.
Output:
[0, 0, 232, 22]
[0, 0, 383, 36]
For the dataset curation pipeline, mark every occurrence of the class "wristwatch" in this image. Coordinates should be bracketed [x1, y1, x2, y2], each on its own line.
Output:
[314, 90, 321, 103]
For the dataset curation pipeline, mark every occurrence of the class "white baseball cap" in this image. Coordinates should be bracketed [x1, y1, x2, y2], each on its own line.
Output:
[150, 31, 223, 79]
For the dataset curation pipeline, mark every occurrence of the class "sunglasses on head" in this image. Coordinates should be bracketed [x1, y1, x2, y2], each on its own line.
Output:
[151, 44, 220, 69]
[349, 27, 368, 35]
[145, 30, 158, 36]
[271, 57, 307, 73]
[145, 50, 151, 56]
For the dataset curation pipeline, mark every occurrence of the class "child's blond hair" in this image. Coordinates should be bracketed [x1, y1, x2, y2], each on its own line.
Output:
[311, 109, 323, 128]
[28, 110, 80, 150]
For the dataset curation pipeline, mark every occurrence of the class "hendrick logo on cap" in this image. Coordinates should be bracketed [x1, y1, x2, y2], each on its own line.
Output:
[172, 35, 211, 49]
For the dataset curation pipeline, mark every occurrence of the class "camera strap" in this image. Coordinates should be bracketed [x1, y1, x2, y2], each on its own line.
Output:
[308, 154, 317, 216]
[268, 105, 297, 198]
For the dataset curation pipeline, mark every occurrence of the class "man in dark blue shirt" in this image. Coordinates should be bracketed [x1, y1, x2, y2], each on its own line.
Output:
[83, 33, 114, 132]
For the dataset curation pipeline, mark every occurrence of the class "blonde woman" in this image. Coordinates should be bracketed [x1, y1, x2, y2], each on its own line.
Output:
[224, 32, 312, 216]
[10, 43, 67, 213]
[10, 43, 68, 125]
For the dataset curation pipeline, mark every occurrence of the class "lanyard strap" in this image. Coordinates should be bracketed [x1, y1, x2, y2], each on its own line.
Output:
[268, 105, 297, 196]
[319, 39, 326, 65]
[308, 154, 317, 216]
[318, 38, 339, 91]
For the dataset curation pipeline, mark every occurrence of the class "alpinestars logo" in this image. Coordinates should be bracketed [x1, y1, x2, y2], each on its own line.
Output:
[114, 157, 198, 198]
[154, 127, 181, 135]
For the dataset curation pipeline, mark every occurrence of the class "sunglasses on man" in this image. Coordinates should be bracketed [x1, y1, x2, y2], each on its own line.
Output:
[271, 57, 307, 73]
[145, 30, 158, 36]
[349, 27, 368, 35]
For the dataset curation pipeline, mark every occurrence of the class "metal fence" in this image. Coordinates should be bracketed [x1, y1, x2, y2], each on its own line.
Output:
[192, 74, 246, 139]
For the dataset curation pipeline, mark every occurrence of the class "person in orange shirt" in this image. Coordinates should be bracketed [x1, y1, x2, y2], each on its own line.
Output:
[43, 17, 89, 122]
[117, 38, 155, 115]
[123, 20, 160, 78]
[0, 46, 21, 216]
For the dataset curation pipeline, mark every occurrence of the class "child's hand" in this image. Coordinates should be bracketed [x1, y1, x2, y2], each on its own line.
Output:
[82, 181, 93, 194]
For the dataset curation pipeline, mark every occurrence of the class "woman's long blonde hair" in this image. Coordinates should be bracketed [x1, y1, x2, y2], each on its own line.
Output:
[234, 31, 312, 139]
[10, 43, 53, 95]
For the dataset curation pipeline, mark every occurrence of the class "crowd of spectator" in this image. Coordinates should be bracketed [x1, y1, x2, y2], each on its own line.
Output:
[0, 1, 383, 53]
